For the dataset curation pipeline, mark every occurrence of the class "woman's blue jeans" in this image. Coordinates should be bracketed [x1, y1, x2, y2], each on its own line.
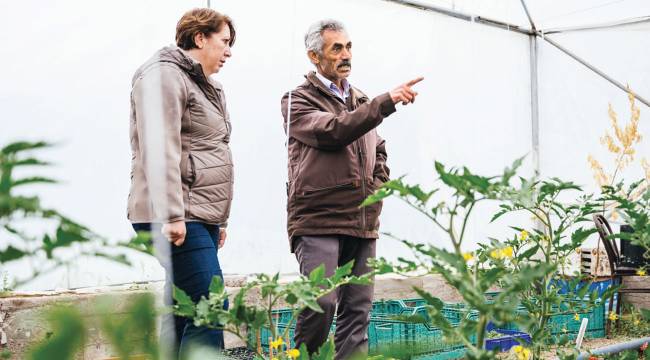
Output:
[132, 221, 227, 358]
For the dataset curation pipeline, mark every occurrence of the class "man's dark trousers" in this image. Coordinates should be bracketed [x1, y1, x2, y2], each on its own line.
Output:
[293, 235, 376, 360]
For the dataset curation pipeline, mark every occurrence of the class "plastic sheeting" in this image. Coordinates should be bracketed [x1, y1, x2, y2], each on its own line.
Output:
[0, 0, 648, 289]
[410, 0, 650, 31]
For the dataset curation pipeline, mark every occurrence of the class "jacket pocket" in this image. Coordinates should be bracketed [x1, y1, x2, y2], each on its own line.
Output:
[300, 181, 358, 196]
[181, 153, 197, 185]
[371, 177, 385, 191]
[188, 154, 196, 185]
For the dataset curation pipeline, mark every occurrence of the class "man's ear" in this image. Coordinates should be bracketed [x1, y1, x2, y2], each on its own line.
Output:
[307, 50, 320, 65]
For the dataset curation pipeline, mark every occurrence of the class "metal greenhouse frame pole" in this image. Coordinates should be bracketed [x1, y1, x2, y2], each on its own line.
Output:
[517, 0, 650, 108]
[382, 0, 650, 108]
[382, 0, 534, 35]
[539, 35, 650, 108]
[519, 0, 541, 176]
[383, 0, 650, 177]
[529, 36, 540, 176]
[543, 16, 650, 35]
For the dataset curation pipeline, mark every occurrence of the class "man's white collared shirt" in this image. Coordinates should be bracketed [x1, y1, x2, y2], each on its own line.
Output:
[315, 72, 350, 102]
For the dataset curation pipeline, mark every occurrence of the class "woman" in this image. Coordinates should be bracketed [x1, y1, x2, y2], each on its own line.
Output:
[127, 8, 235, 356]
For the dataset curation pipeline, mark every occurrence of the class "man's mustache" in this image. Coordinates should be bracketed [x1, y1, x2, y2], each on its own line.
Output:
[337, 60, 351, 69]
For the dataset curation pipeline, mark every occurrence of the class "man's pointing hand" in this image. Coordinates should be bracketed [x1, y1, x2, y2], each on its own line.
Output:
[390, 76, 424, 105]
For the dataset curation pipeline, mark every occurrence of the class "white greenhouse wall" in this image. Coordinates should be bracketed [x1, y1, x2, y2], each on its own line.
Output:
[1, 0, 647, 290]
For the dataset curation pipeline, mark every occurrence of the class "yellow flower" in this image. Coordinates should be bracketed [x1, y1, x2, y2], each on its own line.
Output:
[462, 252, 474, 262]
[490, 247, 513, 260]
[574, 313, 580, 321]
[270, 337, 284, 350]
[608, 312, 619, 321]
[502, 247, 514, 258]
[286, 349, 300, 359]
[513, 345, 531, 360]
[634, 319, 641, 326]
[637, 269, 647, 276]
[520, 230, 529, 241]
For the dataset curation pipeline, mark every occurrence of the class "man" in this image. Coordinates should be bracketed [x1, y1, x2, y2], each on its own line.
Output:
[280, 19, 422, 359]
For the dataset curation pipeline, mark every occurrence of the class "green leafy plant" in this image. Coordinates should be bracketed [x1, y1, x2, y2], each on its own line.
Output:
[27, 306, 86, 360]
[174, 262, 372, 359]
[97, 294, 160, 359]
[363, 158, 557, 359]
[363, 159, 617, 359]
[493, 177, 618, 357]
[611, 304, 650, 337]
[0, 141, 152, 289]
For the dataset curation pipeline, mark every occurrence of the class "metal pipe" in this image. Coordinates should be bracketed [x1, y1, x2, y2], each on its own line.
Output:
[529, 35, 540, 177]
[519, 0, 537, 31]
[540, 35, 650, 108]
[543, 16, 650, 34]
[383, 0, 473, 21]
[381, 0, 533, 35]
[575, 337, 650, 360]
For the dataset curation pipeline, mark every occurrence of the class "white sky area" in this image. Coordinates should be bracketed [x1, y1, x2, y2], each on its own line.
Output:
[1, 0, 649, 290]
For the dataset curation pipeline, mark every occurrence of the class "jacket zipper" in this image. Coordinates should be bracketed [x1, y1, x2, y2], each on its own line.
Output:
[348, 91, 367, 231]
[188, 154, 196, 214]
[357, 139, 367, 230]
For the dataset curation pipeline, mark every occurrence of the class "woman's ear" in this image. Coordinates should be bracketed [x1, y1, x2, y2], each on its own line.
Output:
[193, 32, 205, 49]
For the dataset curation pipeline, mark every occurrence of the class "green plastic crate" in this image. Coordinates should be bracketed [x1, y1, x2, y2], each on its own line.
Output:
[441, 303, 479, 324]
[402, 298, 429, 308]
[372, 299, 478, 325]
[367, 316, 466, 357]
[368, 301, 475, 357]
[372, 299, 415, 315]
[250, 300, 472, 357]
[249, 297, 604, 356]
[495, 301, 606, 341]
[546, 302, 606, 339]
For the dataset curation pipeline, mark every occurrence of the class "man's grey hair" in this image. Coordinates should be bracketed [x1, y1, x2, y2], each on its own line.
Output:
[304, 19, 347, 55]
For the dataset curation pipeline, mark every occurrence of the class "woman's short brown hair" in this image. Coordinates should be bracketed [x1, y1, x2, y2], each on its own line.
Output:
[176, 8, 236, 50]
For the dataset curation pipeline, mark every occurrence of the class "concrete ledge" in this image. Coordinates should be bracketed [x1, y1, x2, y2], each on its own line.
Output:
[0, 273, 489, 359]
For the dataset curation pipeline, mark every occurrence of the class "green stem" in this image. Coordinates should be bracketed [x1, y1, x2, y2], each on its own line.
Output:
[446, 201, 462, 254]
[476, 315, 488, 351]
[525, 208, 550, 228]
[458, 201, 477, 248]
[537, 209, 554, 359]
[267, 293, 276, 341]
[449, 201, 458, 242]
